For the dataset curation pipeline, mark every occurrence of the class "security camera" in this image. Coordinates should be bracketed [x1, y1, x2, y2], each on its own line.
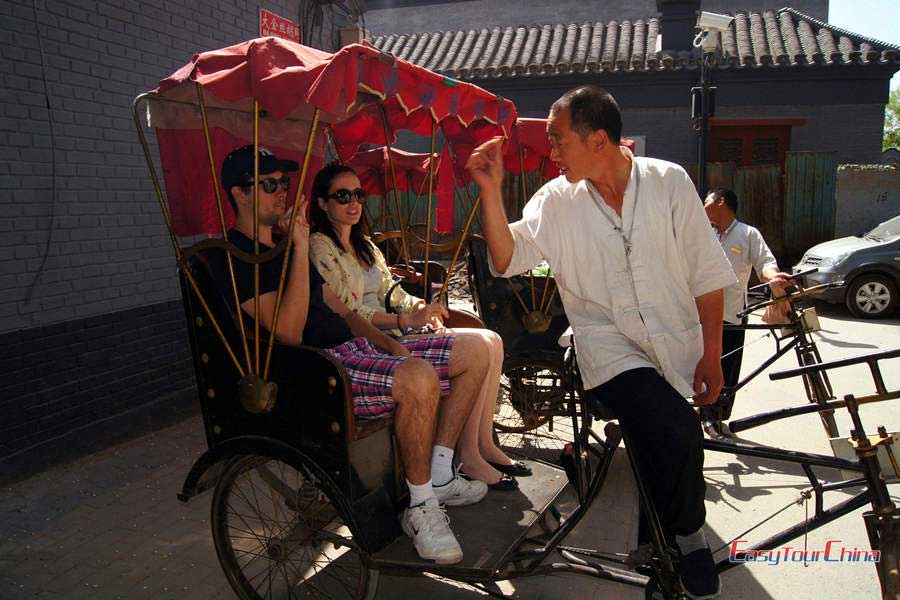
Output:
[693, 11, 733, 50]
[695, 11, 733, 32]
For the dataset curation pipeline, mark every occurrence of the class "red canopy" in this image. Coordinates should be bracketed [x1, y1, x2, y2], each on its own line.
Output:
[501, 118, 559, 179]
[144, 37, 517, 236]
[345, 147, 435, 198]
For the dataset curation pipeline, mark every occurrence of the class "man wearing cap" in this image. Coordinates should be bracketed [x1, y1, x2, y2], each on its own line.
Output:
[219, 144, 487, 565]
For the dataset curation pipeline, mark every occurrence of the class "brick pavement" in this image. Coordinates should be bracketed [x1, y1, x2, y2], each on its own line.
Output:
[0, 415, 641, 600]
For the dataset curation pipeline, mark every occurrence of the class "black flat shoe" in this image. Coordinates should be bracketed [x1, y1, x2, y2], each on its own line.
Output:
[487, 473, 518, 491]
[488, 460, 532, 477]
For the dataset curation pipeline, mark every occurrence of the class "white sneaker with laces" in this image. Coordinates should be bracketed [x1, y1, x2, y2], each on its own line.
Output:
[433, 469, 488, 507]
[401, 497, 463, 564]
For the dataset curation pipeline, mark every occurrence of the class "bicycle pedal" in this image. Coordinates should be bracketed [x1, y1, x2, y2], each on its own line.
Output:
[625, 544, 655, 570]
[702, 419, 732, 441]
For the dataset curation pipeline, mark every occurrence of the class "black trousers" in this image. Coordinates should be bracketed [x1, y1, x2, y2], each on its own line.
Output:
[588, 368, 706, 543]
[715, 320, 747, 420]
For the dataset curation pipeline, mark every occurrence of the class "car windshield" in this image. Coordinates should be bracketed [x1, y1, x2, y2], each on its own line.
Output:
[864, 215, 900, 241]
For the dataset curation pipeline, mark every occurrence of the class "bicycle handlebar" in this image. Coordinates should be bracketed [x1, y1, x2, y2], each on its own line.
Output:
[745, 267, 819, 294]
[769, 347, 900, 380]
[736, 280, 841, 319]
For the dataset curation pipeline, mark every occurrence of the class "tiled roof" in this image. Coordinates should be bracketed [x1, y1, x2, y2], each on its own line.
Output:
[370, 8, 900, 79]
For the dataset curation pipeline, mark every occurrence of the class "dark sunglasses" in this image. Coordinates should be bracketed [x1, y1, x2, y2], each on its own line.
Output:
[327, 188, 366, 205]
[242, 176, 291, 193]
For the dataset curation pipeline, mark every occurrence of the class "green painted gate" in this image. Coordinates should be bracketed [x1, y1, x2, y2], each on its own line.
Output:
[783, 152, 837, 263]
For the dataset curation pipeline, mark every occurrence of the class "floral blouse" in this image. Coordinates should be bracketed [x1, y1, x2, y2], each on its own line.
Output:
[309, 233, 422, 329]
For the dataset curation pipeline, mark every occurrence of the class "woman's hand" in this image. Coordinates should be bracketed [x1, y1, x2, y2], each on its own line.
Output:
[405, 302, 449, 330]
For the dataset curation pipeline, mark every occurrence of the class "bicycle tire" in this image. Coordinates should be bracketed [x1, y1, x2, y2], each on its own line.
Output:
[795, 342, 839, 438]
[212, 454, 378, 600]
[865, 511, 900, 599]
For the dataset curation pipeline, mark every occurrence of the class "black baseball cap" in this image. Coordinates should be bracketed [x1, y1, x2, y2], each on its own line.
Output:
[221, 145, 299, 191]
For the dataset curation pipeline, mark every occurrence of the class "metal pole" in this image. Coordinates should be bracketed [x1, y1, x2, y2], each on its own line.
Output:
[698, 52, 711, 198]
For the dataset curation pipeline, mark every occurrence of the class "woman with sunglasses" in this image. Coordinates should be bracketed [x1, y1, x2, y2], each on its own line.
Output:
[310, 163, 529, 489]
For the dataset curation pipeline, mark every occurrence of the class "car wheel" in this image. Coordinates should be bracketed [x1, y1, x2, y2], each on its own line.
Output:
[845, 274, 897, 318]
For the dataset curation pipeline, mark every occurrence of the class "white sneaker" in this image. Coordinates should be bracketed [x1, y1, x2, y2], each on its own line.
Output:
[401, 498, 463, 564]
[433, 470, 488, 507]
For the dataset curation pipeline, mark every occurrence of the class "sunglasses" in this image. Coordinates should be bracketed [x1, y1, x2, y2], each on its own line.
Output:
[327, 188, 366, 205]
[243, 176, 291, 193]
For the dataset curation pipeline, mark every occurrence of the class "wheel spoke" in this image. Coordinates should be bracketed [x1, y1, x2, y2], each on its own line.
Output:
[213, 456, 368, 600]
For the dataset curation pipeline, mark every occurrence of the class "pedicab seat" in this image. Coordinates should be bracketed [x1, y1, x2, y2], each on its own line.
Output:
[177, 243, 402, 533]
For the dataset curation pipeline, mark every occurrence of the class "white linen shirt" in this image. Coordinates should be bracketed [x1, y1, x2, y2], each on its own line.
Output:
[491, 157, 736, 396]
[717, 220, 777, 323]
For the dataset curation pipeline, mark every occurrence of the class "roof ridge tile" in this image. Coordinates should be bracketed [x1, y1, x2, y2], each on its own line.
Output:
[370, 10, 899, 79]
[616, 19, 632, 71]
[601, 21, 618, 68]
[586, 21, 604, 70]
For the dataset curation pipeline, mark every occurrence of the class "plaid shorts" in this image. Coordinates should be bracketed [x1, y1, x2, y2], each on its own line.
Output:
[324, 335, 455, 419]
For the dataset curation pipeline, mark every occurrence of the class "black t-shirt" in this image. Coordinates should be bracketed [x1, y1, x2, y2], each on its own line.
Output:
[226, 230, 354, 349]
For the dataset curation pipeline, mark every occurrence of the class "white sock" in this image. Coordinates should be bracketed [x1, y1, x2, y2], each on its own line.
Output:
[407, 479, 436, 507]
[676, 528, 709, 555]
[431, 445, 455, 487]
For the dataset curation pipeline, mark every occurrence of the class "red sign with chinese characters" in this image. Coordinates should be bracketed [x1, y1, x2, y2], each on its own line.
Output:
[259, 9, 301, 43]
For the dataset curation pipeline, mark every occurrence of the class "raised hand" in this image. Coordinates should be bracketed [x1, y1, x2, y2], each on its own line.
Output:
[465, 137, 505, 192]
[278, 196, 310, 248]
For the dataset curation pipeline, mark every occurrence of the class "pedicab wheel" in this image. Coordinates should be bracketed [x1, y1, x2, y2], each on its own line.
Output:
[493, 360, 580, 453]
[212, 454, 379, 600]
[866, 511, 900, 599]
[803, 367, 839, 438]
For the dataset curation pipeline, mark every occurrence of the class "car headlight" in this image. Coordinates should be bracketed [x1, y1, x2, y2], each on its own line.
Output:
[818, 252, 851, 268]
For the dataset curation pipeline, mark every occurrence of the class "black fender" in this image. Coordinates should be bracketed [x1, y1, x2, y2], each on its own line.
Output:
[178, 435, 338, 502]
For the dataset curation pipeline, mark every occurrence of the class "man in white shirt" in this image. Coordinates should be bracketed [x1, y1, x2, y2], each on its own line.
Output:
[702, 188, 793, 424]
[466, 86, 736, 599]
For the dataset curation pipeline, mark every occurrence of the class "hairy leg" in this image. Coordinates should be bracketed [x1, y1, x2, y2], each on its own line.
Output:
[391, 358, 440, 485]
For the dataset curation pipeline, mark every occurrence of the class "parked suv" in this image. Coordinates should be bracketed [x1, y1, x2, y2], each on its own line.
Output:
[793, 215, 900, 318]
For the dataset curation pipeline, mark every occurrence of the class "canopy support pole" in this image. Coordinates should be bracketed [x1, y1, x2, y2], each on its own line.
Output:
[252, 101, 261, 374]
[196, 83, 252, 374]
[424, 120, 437, 301]
[378, 104, 411, 264]
[130, 93, 245, 377]
[438, 193, 479, 302]
[264, 108, 321, 380]
[519, 146, 537, 309]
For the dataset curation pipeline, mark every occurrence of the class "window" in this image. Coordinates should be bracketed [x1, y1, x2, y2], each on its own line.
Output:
[708, 119, 806, 167]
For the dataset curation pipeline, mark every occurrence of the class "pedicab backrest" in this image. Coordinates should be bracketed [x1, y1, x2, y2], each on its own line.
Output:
[178, 244, 396, 487]
[466, 236, 569, 365]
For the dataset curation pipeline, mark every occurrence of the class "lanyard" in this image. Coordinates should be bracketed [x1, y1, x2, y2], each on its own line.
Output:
[586, 163, 640, 256]
[717, 219, 737, 243]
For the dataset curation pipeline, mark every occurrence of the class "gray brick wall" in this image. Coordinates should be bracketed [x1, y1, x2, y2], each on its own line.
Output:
[363, 0, 829, 36]
[1, 0, 304, 477]
[0, 0, 300, 335]
[619, 103, 885, 166]
[834, 165, 900, 237]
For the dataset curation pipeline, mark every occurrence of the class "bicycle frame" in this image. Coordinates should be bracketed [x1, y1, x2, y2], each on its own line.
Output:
[721, 317, 836, 435]
[710, 272, 843, 437]
[560, 347, 900, 598]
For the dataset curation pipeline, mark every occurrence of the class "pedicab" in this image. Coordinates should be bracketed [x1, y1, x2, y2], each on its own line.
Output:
[131, 36, 621, 600]
[133, 36, 900, 600]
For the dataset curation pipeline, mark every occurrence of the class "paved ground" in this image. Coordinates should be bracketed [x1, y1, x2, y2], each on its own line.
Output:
[1, 301, 897, 600]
